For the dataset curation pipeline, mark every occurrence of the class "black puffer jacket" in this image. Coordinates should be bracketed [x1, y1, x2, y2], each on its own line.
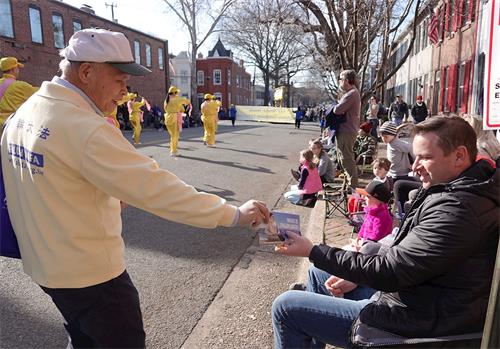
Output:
[310, 160, 499, 338]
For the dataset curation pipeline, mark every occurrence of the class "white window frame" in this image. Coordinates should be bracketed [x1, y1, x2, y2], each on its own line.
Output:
[227, 69, 231, 85]
[214, 92, 222, 102]
[29, 6, 43, 44]
[158, 48, 164, 70]
[52, 13, 65, 49]
[197, 70, 205, 86]
[0, 0, 14, 38]
[213, 69, 222, 85]
[134, 40, 141, 64]
[145, 43, 152, 67]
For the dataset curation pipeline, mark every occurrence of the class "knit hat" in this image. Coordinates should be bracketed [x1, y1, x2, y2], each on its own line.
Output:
[359, 122, 372, 134]
[416, 95, 423, 101]
[356, 180, 391, 204]
[379, 121, 397, 136]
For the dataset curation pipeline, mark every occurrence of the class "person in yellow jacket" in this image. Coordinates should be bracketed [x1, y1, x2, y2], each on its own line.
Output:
[0, 57, 39, 126]
[201, 94, 220, 147]
[105, 91, 136, 128]
[127, 93, 147, 145]
[212, 95, 222, 133]
[164, 85, 190, 156]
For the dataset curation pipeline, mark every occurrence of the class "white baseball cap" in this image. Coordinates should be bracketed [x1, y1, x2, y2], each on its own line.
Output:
[59, 28, 151, 76]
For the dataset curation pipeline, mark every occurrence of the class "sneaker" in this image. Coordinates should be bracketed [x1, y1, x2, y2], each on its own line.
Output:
[289, 282, 307, 291]
[170, 152, 176, 157]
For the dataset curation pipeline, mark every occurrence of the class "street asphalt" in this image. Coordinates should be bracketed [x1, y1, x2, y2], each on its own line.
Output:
[0, 120, 322, 349]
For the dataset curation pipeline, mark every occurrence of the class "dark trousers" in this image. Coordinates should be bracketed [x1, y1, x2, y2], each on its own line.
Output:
[41, 270, 145, 348]
[295, 119, 301, 129]
[393, 177, 422, 218]
[231, 117, 235, 126]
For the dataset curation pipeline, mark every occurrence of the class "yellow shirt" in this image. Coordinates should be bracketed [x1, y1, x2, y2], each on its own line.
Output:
[201, 100, 219, 118]
[129, 98, 146, 121]
[1, 80, 237, 288]
[164, 96, 189, 125]
[0, 74, 39, 126]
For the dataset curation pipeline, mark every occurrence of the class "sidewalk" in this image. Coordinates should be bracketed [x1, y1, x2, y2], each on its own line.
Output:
[301, 143, 387, 276]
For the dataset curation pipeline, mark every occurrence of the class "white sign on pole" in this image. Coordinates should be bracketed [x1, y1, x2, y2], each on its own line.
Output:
[484, 0, 500, 129]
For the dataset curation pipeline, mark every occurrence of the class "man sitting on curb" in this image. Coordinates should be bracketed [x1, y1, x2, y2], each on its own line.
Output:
[272, 116, 498, 348]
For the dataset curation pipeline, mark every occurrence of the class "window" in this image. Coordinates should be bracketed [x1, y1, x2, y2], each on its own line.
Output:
[145, 43, 152, 67]
[443, 67, 449, 112]
[197, 70, 204, 85]
[448, 0, 455, 32]
[52, 13, 64, 48]
[0, 0, 14, 38]
[456, 62, 466, 112]
[29, 6, 43, 43]
[433, 70, 440, 114]
[213, 69, 222, 85]
[236, 75, 240, 87]
[134, 40, 141, 64]
[227, 69, 231, 85]
[158, 48, 164, 70]
[72, 19, 82, 33]
[181, 70, 188, 84]
[462, 0, 470, 26]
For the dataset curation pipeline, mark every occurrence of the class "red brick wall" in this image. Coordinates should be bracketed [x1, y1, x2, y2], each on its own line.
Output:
[0, 0, 168, 107]
[196, 57, 251, 109]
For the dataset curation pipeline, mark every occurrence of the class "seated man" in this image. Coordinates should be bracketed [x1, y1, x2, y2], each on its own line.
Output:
[272, 116, 498, 349]
[354, 122, 377, 164]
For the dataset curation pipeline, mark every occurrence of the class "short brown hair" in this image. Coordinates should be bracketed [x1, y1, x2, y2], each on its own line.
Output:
[340, 70, 357, 85]
[372, 157, 391, 171]
[414, 116, 477, 163]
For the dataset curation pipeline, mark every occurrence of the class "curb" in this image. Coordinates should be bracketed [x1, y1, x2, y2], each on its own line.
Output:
[294, 199, 326, 283]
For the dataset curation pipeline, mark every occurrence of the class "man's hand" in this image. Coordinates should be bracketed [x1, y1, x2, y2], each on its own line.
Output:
[274, 232, 313, 257]
[237, 200, 270, 228]
[324, 275, 357, 297]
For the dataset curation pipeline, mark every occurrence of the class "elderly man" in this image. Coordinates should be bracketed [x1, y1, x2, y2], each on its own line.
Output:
[0, 56, 38, 126]
[1, 29, 269, 348]
[272, 116, 498, 348]
[333, 70, 361, 188]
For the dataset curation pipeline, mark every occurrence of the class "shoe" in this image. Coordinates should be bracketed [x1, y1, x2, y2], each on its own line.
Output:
[291, 169, 300, 181]
[203, 141, 207, 145]
[289, 282, 307, 291]
[170, 152, 176, 157]
[207, 144, 216, 148]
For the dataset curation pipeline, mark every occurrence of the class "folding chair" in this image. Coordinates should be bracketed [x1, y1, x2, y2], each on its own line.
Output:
[322, 183, 350, 219]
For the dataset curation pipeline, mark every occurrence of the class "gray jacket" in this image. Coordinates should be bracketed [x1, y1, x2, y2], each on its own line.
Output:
[387, 137, 413, 178]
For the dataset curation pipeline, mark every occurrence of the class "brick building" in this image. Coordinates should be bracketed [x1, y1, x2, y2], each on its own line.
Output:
[0, 0, 169, 106]
[196, 39, 251, 109]
[385, 0, 479, 118]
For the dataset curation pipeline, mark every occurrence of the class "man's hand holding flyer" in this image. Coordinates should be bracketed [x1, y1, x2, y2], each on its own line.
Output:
[258, 211, 301, 245]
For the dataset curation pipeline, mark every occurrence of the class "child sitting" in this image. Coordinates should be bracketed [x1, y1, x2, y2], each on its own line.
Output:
[284, 149, 323, 205]
[371, 157, 393, 192]
[346, 180, 393, 251]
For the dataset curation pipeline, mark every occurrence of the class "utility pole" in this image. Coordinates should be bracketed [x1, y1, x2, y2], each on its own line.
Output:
[105, 2, 117, 22]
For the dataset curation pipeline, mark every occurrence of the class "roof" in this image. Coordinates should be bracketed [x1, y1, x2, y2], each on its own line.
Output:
[208, 39, 232, 58]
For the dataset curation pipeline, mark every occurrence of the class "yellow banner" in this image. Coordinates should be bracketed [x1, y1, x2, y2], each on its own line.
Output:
[235, 106, 295, 123]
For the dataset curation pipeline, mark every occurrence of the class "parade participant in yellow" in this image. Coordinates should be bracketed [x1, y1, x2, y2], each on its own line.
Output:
[201, 94, 219, 147]
[105, 91, 136, 128]
[212, 95, 222, 133]
[164, 85, 190, 156]
[0, 57, 38, 126]
[127, 92, 147, 145]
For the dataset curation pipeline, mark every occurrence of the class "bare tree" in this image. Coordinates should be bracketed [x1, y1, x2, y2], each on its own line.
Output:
[161, 0, 236, 111]
[221, 0, 308, 106]
[290, 0, 423, 105]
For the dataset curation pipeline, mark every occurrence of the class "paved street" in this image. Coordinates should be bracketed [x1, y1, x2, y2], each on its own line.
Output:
[0, 120, 321, 349]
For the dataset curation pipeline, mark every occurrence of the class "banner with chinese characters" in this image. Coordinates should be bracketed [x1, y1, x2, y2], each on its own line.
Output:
[235, 106, 295, 123]
[484, 0, 500, 129]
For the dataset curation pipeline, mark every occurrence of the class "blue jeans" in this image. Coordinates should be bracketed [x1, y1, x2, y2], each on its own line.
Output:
[393, 117, 403, 126]
[272, 266, 376, 349]
[368, 118, 379, 139]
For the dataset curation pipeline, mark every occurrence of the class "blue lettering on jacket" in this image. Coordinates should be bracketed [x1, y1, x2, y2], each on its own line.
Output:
[8, 143, 44, 167]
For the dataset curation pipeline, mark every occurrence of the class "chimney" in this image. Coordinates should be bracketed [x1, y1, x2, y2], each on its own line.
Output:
[80, 4, 95, 15]
[198, 53, 204, 59]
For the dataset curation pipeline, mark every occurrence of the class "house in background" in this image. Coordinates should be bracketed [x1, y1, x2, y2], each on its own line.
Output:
[196, 39, 251, 109]
[0, 0, 169, 106]
[170, 51, 191, 100]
